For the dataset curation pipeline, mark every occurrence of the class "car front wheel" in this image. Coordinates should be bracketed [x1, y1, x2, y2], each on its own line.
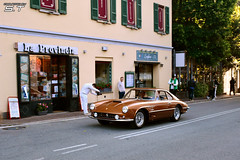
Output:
[131, 111, 145, 129]
[171, 106, 181, 121]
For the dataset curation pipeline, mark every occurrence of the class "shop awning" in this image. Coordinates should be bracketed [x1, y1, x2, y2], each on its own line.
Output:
[134, 61, 161, 64]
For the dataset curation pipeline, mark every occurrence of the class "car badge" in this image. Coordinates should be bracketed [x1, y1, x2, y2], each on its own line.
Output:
[106, 108, 108, 110]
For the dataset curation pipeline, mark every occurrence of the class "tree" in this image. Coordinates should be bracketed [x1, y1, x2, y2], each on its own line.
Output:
[173, 0, 237, 66]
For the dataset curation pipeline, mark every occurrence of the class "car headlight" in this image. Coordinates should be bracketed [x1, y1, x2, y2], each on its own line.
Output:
[90, 104, 95, 110]
[122, 106, 128, 113]
[115, 115, 119, 120]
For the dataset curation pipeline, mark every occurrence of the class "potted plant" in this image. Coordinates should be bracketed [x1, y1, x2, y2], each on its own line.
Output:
[36, 103, 48, 115]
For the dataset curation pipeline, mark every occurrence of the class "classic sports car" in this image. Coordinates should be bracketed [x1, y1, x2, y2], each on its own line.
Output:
[89, 88, 189, 128]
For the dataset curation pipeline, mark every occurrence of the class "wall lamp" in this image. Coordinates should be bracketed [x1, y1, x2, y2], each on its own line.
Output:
[102, 46, 108, 51]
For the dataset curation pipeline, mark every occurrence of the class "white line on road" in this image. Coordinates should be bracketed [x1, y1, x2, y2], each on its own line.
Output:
[53, 144, 87, 152]
[34, 158, 44, 160]
[61, 144, 98, 155]
[115, 107, 240, 140]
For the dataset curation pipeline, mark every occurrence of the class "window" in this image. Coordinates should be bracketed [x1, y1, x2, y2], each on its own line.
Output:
[30, 0, 67, 14]
[156, 91, 167, 100]
[91, 0, 116, 24]
[30, 55, 51, 101]
[122, 0, 141, 29]
[95, 61, 112, 92]
[154, 3, 169, 34]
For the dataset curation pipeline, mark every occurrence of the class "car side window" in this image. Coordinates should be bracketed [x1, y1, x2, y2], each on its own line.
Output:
[156, 91, 167, 100]
[166, 92, 173, 100]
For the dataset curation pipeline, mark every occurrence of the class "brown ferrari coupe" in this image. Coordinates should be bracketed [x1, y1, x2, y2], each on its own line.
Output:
[89, 88, 189, 128]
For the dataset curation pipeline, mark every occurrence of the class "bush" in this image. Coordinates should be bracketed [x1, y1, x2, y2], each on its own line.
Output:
[194, 82, 209, 97]
[216, 83, 223, 95]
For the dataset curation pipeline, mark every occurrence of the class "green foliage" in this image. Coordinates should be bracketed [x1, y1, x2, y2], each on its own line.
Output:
[36, 103, 48, 112]
[216, 83, 223, 95]
[173, 0, 238, 66]
[194, 82, 209, 97]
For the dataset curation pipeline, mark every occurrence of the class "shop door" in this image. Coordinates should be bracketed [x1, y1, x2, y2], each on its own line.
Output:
[51, 56, 68, 110]
[51, 56, 79, 111]
[135, 63, 153, 88]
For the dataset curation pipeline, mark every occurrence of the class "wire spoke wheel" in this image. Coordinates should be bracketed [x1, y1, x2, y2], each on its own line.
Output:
[171, 106, 181, 121]
[132, 111, 145, 128]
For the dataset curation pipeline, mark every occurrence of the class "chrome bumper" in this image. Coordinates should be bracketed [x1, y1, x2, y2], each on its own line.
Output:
[89, 115, 134, 122]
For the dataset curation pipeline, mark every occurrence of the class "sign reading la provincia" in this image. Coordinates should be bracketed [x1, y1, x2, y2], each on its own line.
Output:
[17, 42, 78, 55]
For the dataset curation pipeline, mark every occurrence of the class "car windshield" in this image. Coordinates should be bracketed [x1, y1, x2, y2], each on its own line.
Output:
[124, 89, 156, 100]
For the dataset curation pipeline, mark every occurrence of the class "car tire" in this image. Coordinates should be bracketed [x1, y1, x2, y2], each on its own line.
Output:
[98, 120, 109, 125]
[131, 110, 145, 129]
[171, 106, 181, 121]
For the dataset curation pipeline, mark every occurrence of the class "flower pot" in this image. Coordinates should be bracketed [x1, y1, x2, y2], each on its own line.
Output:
[37, 110, 48, 116]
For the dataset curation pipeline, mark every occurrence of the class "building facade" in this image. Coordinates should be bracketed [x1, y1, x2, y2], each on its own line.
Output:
[0, 0, 172, 118]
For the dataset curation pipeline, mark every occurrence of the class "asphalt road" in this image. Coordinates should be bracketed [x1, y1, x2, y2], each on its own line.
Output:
[0, 97, 240, 160]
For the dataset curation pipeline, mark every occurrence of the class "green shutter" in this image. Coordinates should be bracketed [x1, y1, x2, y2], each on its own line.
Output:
[136, 0, 142, 29]
[110, 0, 116, 23]
[165, 6, 169, 34]
[154, 3, 159, 32]
[30, 0, 40, 9]
[59, 0, 67, 14]
[122, 0, 127, 26]
[91, 0, 98, 20]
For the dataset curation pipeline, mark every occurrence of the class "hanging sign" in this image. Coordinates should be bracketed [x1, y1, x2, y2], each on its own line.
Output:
[8, 97, 20, 119]
[175, 51, 185, 67]
[136, 50, 158, 61]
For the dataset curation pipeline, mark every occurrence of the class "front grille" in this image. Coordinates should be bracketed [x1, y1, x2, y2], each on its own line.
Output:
[97, 113, 115, 119]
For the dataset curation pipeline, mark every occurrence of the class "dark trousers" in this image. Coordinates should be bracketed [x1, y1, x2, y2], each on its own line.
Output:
[189, 89, 194, 100]
[230, 87, 235, 95]
[170, 89, 177, 96]
[119, 91, 125, 99]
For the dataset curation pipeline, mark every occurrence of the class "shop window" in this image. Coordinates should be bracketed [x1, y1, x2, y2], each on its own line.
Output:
[30, 0, 67, 15]
[135, 63, 153, 88]
[154, 3, 169, 34]
[122, 0, 141, 29]
[95, 61, 112, 92]
[91, 0, 116, 24]
[30, 55, 51, 101]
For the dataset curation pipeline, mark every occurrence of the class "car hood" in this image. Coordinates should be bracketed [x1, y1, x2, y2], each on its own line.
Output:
[94, 99, 145, 112]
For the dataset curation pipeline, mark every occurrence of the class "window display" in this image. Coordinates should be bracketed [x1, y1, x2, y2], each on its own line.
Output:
[30, 55, 51, 101]
[20, 56, 30, 102]
[95, 61, 112, 92]
[72, 58, 79, 97]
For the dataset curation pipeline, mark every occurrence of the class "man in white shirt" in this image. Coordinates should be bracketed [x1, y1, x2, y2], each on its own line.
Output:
[117, 77, 125, 99]
[80, 83, 101, 115]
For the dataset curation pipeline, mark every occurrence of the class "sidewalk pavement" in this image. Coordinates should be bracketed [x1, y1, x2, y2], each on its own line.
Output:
[0, 94, 238, 127]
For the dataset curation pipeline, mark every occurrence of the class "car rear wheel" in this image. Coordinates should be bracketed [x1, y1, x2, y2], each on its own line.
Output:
[171, 106, 181, 121]
[131, 111, 145, 129]
[98, 120, 109, 125]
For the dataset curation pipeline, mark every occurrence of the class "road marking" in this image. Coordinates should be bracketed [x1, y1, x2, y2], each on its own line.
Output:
[53, 144, 87, 152]
[34, 158, 44, 160]
[115, 107, 240, 140]
[61, 144, 98, 155]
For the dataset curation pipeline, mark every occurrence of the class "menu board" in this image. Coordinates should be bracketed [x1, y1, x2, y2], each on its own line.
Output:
[125, 72, 134, 88]
[8, 97, 20, 119]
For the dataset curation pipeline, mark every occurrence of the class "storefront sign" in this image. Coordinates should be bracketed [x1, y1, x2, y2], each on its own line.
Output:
[136, 50, 158, 61]
[16, 42, 78, 55]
